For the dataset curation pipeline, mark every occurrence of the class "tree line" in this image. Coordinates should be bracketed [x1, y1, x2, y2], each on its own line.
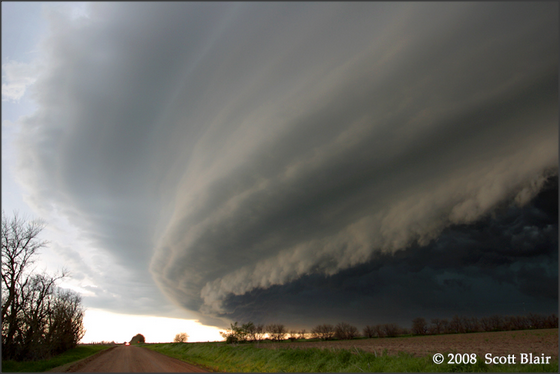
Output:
[219, 312, 558, 343]
[2, 213, 85, 361]
[219, 322, 297, 343]
[408, 313, 559, 336]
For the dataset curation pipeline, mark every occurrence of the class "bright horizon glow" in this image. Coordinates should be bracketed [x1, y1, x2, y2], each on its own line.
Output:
[81, 309, 224, 344]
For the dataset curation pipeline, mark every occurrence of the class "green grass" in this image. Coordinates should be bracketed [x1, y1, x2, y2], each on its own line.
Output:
[145, 342, 559, 372]
[1, 344, 113, 372]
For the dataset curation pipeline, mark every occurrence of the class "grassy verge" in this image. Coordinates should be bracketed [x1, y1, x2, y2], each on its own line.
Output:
[2, 344, 114, 372]
[145, 342, 559, 372]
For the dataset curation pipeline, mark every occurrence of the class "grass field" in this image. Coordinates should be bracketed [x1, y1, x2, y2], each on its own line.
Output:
[3, 330, 556, 372]
[145, 331, 559, 373]
[1, 344, 113, 373]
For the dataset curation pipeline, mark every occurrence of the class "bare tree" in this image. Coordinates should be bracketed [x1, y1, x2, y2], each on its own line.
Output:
[448, 315, 462, 333]
[363, 325, 375, 338]
[311, 324, 335, 340]
[429, 318, 446, 335]
[297, 329, 307, 340]
[244, 322, 257, 342]
[253, 323, 266, 341]
[411, 317, 428, 335]
[334, 322, 359, 340]
[527, 313, 547, 329]
[19, 273, 59, 359]
[265, 323, 287, 341]
[439, 319, 450, 334]
[1, 212, 85, 361]
[545, 314, 558, 328]
[489, 314, 505, 331]
[2, 213, 47, 358]
[45, 288, 85, 355]
[479, 316, 492, 332]
[458, 316, 479, 333]
[288, 330, 298, 341]
[242, 322, 266, 342]
[382, 323, 400, 337]
[372, 324, 385, 338]
[505, 315, 527, 331]
[174, 332, 189, 343]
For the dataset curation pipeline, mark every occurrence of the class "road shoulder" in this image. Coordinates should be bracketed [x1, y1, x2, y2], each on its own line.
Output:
[48, 346, 116, 372]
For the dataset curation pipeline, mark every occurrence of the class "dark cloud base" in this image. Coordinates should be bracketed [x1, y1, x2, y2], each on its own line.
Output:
[219, 176, 558, 329]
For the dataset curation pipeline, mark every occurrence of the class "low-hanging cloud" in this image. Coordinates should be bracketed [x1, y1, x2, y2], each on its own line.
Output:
[15, 2, 558, 325]
[217, 177, 558, 327]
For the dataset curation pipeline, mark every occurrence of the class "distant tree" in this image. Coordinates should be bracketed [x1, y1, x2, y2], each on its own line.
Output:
[266, 323, 287, 341]
[454, 316, 472, 333]
[414, 312, 557, 337]
[372, 324, 385, 338]
[527, 313, 547, 329]
[429, 318, 447, 335]
[479, 316, 493, 332]
[463, 316, 480, 333]
[220, 331, 237, 344]
[238, 322, 251, 342]
[297, 329, 307, 340]
[382, 323, 400, 337]
[545, 314, 558, 328]
[489, 314, 505, 331]
[130, 333, 145, 344]
[502, 315, 517, 330]
[334, 322, 359, 340]
[253, 323, 266, 341]
[174, 332, 189, 343]
[311, 324, 335, 340]
[513, 315, 529, 330]
[220, 322, 241, 344]
[288, 330, 298, 342]
[363, 325, 375, 338]
[242, 322, 265, 342]
[220, 321, 261, 343]
[411, 317, 428, 335]
[448, 315, 462, 333]
[244, 322, 257, 342]
[439, 319, 450, 334]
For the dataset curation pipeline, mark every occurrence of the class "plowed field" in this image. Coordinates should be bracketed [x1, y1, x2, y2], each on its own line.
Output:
[262, 328, 558, 361]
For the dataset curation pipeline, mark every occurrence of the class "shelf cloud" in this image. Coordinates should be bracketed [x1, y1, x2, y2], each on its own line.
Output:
[15, 2, 558, 326]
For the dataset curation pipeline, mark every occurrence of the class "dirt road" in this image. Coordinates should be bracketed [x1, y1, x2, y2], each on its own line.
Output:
[62, 345, 209, 372]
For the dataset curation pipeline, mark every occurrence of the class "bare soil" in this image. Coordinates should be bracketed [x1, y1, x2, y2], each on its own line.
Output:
[52, 345, 208, 372]
[262, 328, 559, 361]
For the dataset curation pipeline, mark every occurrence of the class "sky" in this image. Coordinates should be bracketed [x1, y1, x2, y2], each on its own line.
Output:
[2, 2, 558, 342]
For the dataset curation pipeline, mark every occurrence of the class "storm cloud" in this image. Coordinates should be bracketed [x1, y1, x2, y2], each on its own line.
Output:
[219, 177, 558, 327]
[15, 2, 558, 326]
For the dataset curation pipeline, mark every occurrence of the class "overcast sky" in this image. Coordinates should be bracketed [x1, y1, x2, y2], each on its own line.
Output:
[3, 2, 558, 333]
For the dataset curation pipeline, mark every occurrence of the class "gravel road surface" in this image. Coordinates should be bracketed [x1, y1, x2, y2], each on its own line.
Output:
[63, 345, 208, 372]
